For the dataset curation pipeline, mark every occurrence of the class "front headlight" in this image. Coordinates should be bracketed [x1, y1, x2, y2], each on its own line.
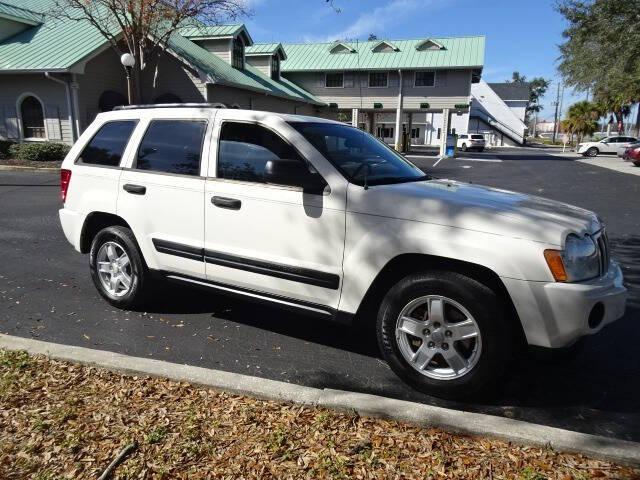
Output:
[544, 234, 600, 282]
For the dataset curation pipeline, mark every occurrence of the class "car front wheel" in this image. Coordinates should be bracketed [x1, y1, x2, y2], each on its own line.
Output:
[89, 225, 149, 309]
[585, 147, 599, 157]
[377, 271, 515, 400]
[460, 144, 467, 152]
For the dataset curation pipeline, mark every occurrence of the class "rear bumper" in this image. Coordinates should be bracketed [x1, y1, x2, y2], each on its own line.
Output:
[502, 262, 627, 348]
[59, 208, 83, 253]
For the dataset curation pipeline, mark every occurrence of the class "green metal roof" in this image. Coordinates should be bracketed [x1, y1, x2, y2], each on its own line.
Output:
[0, 3, 318, 105]
[181, 24, 242, 38]
[180, 24, 253, 45]
[167, 33, 323, 105]
[281, 36, 485, 72]
[0, 0, 115, 72]
[246, 42, 287, 60]
[0, 1, 43, 25]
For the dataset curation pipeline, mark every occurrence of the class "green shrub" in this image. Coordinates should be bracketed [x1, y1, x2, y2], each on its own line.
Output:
[0, 140, 15, 158]
[8, 142, 70, 162]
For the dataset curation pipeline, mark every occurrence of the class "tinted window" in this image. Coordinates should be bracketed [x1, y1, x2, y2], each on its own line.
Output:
[217, 122, 306, 184]
[471, 134, 484, 139]
[290, 122, 427, 186]
[136, 120, 206, 176]
[78, 121, 137, 166]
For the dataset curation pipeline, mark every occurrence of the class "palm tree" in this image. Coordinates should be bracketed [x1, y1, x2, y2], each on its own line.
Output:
[562, 101, 601, 143]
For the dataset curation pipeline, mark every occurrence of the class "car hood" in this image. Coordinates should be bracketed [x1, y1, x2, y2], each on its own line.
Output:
[348, 179, 600, 245]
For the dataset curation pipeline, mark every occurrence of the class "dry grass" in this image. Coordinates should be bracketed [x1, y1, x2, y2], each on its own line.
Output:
[0, 349, 638, 479]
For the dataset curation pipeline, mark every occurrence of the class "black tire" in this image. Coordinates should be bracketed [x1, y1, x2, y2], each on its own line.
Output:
[377, 271, 515, 400]
[585, 147, 599, 157]
[478, 148, 485, 152]
[461, 143, 467, 152]
[89, 225, 149, 309]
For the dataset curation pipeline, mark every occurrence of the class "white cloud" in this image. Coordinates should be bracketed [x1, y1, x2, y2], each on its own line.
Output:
[325, 0, 453, 42]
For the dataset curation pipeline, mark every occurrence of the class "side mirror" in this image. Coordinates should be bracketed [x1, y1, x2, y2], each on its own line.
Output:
[264, 159, 327, 193]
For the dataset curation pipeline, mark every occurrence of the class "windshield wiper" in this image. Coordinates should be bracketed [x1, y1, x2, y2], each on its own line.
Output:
[369, 174, 431, 186]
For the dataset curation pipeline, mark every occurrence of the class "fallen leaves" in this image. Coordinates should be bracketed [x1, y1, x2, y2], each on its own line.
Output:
[0, 349, 638, 479]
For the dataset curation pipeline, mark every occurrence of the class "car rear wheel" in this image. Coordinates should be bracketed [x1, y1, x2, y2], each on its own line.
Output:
[377, 271, 514, 400]
[585, 147, 599, 157]
[89, 225, 149, 309]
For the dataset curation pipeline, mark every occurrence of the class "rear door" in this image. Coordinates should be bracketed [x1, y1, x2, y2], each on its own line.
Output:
[117, 110, 214, 278]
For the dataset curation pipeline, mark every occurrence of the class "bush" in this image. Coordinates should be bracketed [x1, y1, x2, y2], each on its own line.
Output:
[0, 140, 15, 158]
[8, 142, 70, 162]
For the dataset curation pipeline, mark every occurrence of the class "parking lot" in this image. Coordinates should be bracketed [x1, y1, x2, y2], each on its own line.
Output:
[1, 147, 639, 442]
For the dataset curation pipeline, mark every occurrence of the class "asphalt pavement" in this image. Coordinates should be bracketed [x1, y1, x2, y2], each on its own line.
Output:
[1, 147, 639, 441]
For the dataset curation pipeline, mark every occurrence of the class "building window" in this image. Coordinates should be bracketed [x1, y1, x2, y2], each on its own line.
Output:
[232, 37, 244, 70]
[325, 72, 344, 88]
[411, 127, 421, 139]
[376, 126, 394, 138]
[368, 72, 388, 88]
[136, 120, 207, 176]
[271, 55, 280, 80]
[415, 71, 436, 87]
[20, 95, 46, 139]
[437, 128, 441, 140]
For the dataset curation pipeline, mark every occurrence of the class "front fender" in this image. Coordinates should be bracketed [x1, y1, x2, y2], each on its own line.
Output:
[338, 212, 555, 314]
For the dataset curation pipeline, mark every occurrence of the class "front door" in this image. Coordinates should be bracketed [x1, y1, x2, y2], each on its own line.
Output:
[117, 112, 214, 279]
[204, 114, 347, 310]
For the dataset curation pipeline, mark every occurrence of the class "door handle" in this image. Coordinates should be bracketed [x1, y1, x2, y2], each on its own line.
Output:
[123, 184, 146, 195]
[212, 196, 241, 210]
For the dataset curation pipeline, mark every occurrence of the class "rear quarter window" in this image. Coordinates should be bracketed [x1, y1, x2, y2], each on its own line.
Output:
[77, 120, 138, 166]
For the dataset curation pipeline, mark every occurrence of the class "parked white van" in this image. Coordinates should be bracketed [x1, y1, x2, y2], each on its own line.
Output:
[59, 105, 627, 399]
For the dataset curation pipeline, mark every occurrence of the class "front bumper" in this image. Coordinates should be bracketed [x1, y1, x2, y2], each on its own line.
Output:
[502, 261, 627, 348]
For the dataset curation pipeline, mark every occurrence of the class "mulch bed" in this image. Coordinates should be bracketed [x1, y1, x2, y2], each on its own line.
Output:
[1, 349, 638, 479]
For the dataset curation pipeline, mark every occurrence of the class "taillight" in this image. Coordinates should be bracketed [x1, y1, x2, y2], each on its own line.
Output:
[60, 169, 72, 203]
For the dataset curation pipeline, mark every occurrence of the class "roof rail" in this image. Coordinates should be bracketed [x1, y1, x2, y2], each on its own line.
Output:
[113, 103, 228, 111]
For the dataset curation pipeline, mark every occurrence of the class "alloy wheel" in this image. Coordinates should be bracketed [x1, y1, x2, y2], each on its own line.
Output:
[96, 241, 133, 297]
[395, 295, 482, 380]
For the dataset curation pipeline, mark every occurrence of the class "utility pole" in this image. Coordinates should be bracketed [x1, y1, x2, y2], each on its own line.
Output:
[552, 82, 561, 143]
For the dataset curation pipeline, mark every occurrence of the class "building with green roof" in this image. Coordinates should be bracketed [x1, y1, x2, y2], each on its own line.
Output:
[0, 1, 488, 152]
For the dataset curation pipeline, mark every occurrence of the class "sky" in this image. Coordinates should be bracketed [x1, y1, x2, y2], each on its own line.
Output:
[243, 0, 586, 121]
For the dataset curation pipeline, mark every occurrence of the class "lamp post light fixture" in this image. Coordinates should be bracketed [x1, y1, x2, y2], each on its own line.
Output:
[120, 53, 135, 105]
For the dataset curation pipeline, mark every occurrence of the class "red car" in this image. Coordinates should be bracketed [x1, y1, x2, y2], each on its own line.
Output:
[623, 143, 640, 166]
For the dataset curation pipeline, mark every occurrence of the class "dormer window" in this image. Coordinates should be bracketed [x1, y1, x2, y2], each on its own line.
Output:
[329, 42, 355, 54]
[371, 41, 399, 53]
[271, 55, 280, 80]
[232, 37, 245, 69]
[415, 39, 445, 51]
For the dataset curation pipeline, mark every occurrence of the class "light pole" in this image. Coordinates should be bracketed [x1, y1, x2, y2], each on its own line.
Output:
[120, 53, 135, 105]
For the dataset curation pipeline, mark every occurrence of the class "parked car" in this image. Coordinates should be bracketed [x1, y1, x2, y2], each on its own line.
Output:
[618, 141, 640, 159]
[457, 133, 485, 152]
[58, 106, 627, 400]
[577, 136, 637, 157]
[624, 144, 640, 166]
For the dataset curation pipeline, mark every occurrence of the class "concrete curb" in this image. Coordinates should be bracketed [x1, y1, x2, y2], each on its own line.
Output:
[1, 334, 638, 467]
[0, 165, 60, 172]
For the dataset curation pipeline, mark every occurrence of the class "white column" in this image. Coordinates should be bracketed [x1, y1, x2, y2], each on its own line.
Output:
[352, 108, 359, 128]
[407, 112, 413, 152]
[394, 70, 404, 151]
[439, 108, 451, 156]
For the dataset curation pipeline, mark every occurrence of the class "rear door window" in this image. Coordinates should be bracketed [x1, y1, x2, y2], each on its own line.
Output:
[471, 134, 485, 140]
[77, 120, 137, 166]
[135, 120, 207, 176]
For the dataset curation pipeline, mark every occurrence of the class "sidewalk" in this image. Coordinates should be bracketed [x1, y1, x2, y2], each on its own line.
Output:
[2, 348, 638, 479]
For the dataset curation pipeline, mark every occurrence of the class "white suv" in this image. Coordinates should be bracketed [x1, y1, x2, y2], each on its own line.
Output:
[577, 136, 638, 157]
[457, 133, 486, 152]
[59, 106, 627, 400]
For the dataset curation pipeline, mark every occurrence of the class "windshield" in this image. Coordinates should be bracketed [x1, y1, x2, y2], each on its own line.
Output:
[289, 122, 428, 186]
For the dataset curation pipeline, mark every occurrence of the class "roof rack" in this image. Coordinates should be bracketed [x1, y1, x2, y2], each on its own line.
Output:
[113, 103, 228, 111]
